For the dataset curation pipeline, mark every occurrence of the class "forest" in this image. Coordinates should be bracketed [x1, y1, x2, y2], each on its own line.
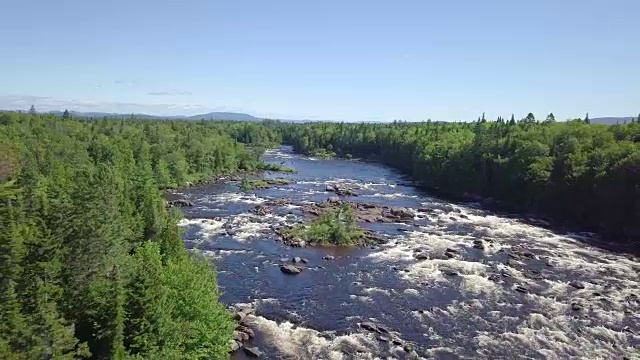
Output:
[0, 112, 281, 359]
[273, 114, 640, 242]
[1, 111, 638, 358]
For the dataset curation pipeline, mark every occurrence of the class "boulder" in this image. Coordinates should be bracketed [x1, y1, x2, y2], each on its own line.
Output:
[291, 257, 309, 264]
[376, 334, 390, 342]
[390, 207, 415, 219]
[328, 196, 341, 204]
[280, 264, 303, 275]
[234, 330, 249, 342]
[377, 325, 390, 334]
[323, 255, 335, 260]
[326, 185, 336, 192]
[360, 322, 379, 333]
[444, 251, 456, 259]
[253, 204, 270, 216]
[232, 306, 255, 322]
[228, 339, 241, 352]
[415, 253, 429, 260]
[569, 281, 585, 290]
[515, 285, 528, 293]
[168, 199, 194, 207]
[236, 325, 255, 339]
[571, 302, 582, 311]
[243, 346, 263, 358]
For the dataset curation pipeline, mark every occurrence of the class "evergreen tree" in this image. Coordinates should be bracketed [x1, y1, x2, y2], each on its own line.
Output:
[29, 105, 36, 115]
[545, 113, 556, 123]
[585, 112, 590, 124]
[525, 112, 536, 123]
[62, 109, 70, 119]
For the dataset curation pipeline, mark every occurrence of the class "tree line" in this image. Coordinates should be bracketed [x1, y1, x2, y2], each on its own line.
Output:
[272, 114, 640, 242]
[0, 112, 283, 359]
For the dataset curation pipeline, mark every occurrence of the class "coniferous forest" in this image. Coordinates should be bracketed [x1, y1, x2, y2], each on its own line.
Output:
[274, 115, 640, 241]
[1, 111, 639, 359]
[0, 112, 281, 359]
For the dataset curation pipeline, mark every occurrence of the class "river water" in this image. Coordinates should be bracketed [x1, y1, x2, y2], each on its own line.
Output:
[175, 146, 639, 359]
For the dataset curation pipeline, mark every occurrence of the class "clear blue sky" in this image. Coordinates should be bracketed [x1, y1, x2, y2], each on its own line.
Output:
[0, 0, 638, 121]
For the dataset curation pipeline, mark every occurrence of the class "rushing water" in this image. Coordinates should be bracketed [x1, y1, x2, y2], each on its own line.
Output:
[175, 146, 639, 359]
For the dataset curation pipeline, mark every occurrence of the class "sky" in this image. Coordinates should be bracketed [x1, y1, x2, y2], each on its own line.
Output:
[0, 0, 638, 121]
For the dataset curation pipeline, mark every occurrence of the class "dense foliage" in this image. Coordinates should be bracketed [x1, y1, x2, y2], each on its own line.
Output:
[239, 178, 292, 191]
[274, 115, 640, 240]
[283, 204, 364, 245]
[0, 112, 276, 359]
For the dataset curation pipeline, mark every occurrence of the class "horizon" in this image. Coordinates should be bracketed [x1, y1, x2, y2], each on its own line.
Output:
[1, 0, 638, 122]
[1, 107, 635, 123]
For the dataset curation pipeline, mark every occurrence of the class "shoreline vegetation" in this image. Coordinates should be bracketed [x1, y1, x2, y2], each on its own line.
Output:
[271, 116, 640, 243]
[240, 178, 293, 191]
[0, 112, 287, 358]
[280, 204, 366, 246]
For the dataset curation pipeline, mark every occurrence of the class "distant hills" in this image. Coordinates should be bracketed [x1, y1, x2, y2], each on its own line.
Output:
[185, 112, 259, 121]
[590, 117, 635, 125]
[4, 110, 637, 125]
[47, 110, 262, 121]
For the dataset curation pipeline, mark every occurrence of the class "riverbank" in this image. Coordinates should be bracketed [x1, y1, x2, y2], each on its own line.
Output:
[177, 147, 639, 359]
[284, 146, 640, 256]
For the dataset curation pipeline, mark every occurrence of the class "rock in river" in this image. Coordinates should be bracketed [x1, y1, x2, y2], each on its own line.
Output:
[236, 325, 255, 339]
[280, 264, 303, 275]
[569, 281, 585, 290]
[167, 199, 194, 207]
[243, 346, 263, 357]
[234, 330, 249, 342]
[323, 255, 335, 260]
[228, 339, 241, 352]
[292, 256, 308, 263]
[360, 322, 380, 333]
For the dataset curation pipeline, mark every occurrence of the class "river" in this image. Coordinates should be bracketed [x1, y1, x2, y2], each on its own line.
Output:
[175, 146, 639, 359]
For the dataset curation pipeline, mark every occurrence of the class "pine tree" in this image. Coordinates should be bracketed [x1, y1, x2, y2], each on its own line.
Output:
[29, 105, 36, 115]
[545, 113, 556, 123]
[525, 112, 536, 123]
[584, 112, 590, 124]
[124, 242, 171, 357]
[62, 109, 70, 119]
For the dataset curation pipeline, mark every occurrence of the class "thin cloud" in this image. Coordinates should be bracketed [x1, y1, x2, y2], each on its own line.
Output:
[147, 90, 192, 96]
[0, 95, 211, 116]
[114, 80, 140, 87]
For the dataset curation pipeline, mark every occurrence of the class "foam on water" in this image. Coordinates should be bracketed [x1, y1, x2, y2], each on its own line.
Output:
[245, 315, 384, 360]
[178, 218, 225, 239]
[364, 202, 639, 358]
[204, 192, 267, 205]
[244, 314, 429, 360]
[366, 193, 419, 199]
[179, 212, 289, 243]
